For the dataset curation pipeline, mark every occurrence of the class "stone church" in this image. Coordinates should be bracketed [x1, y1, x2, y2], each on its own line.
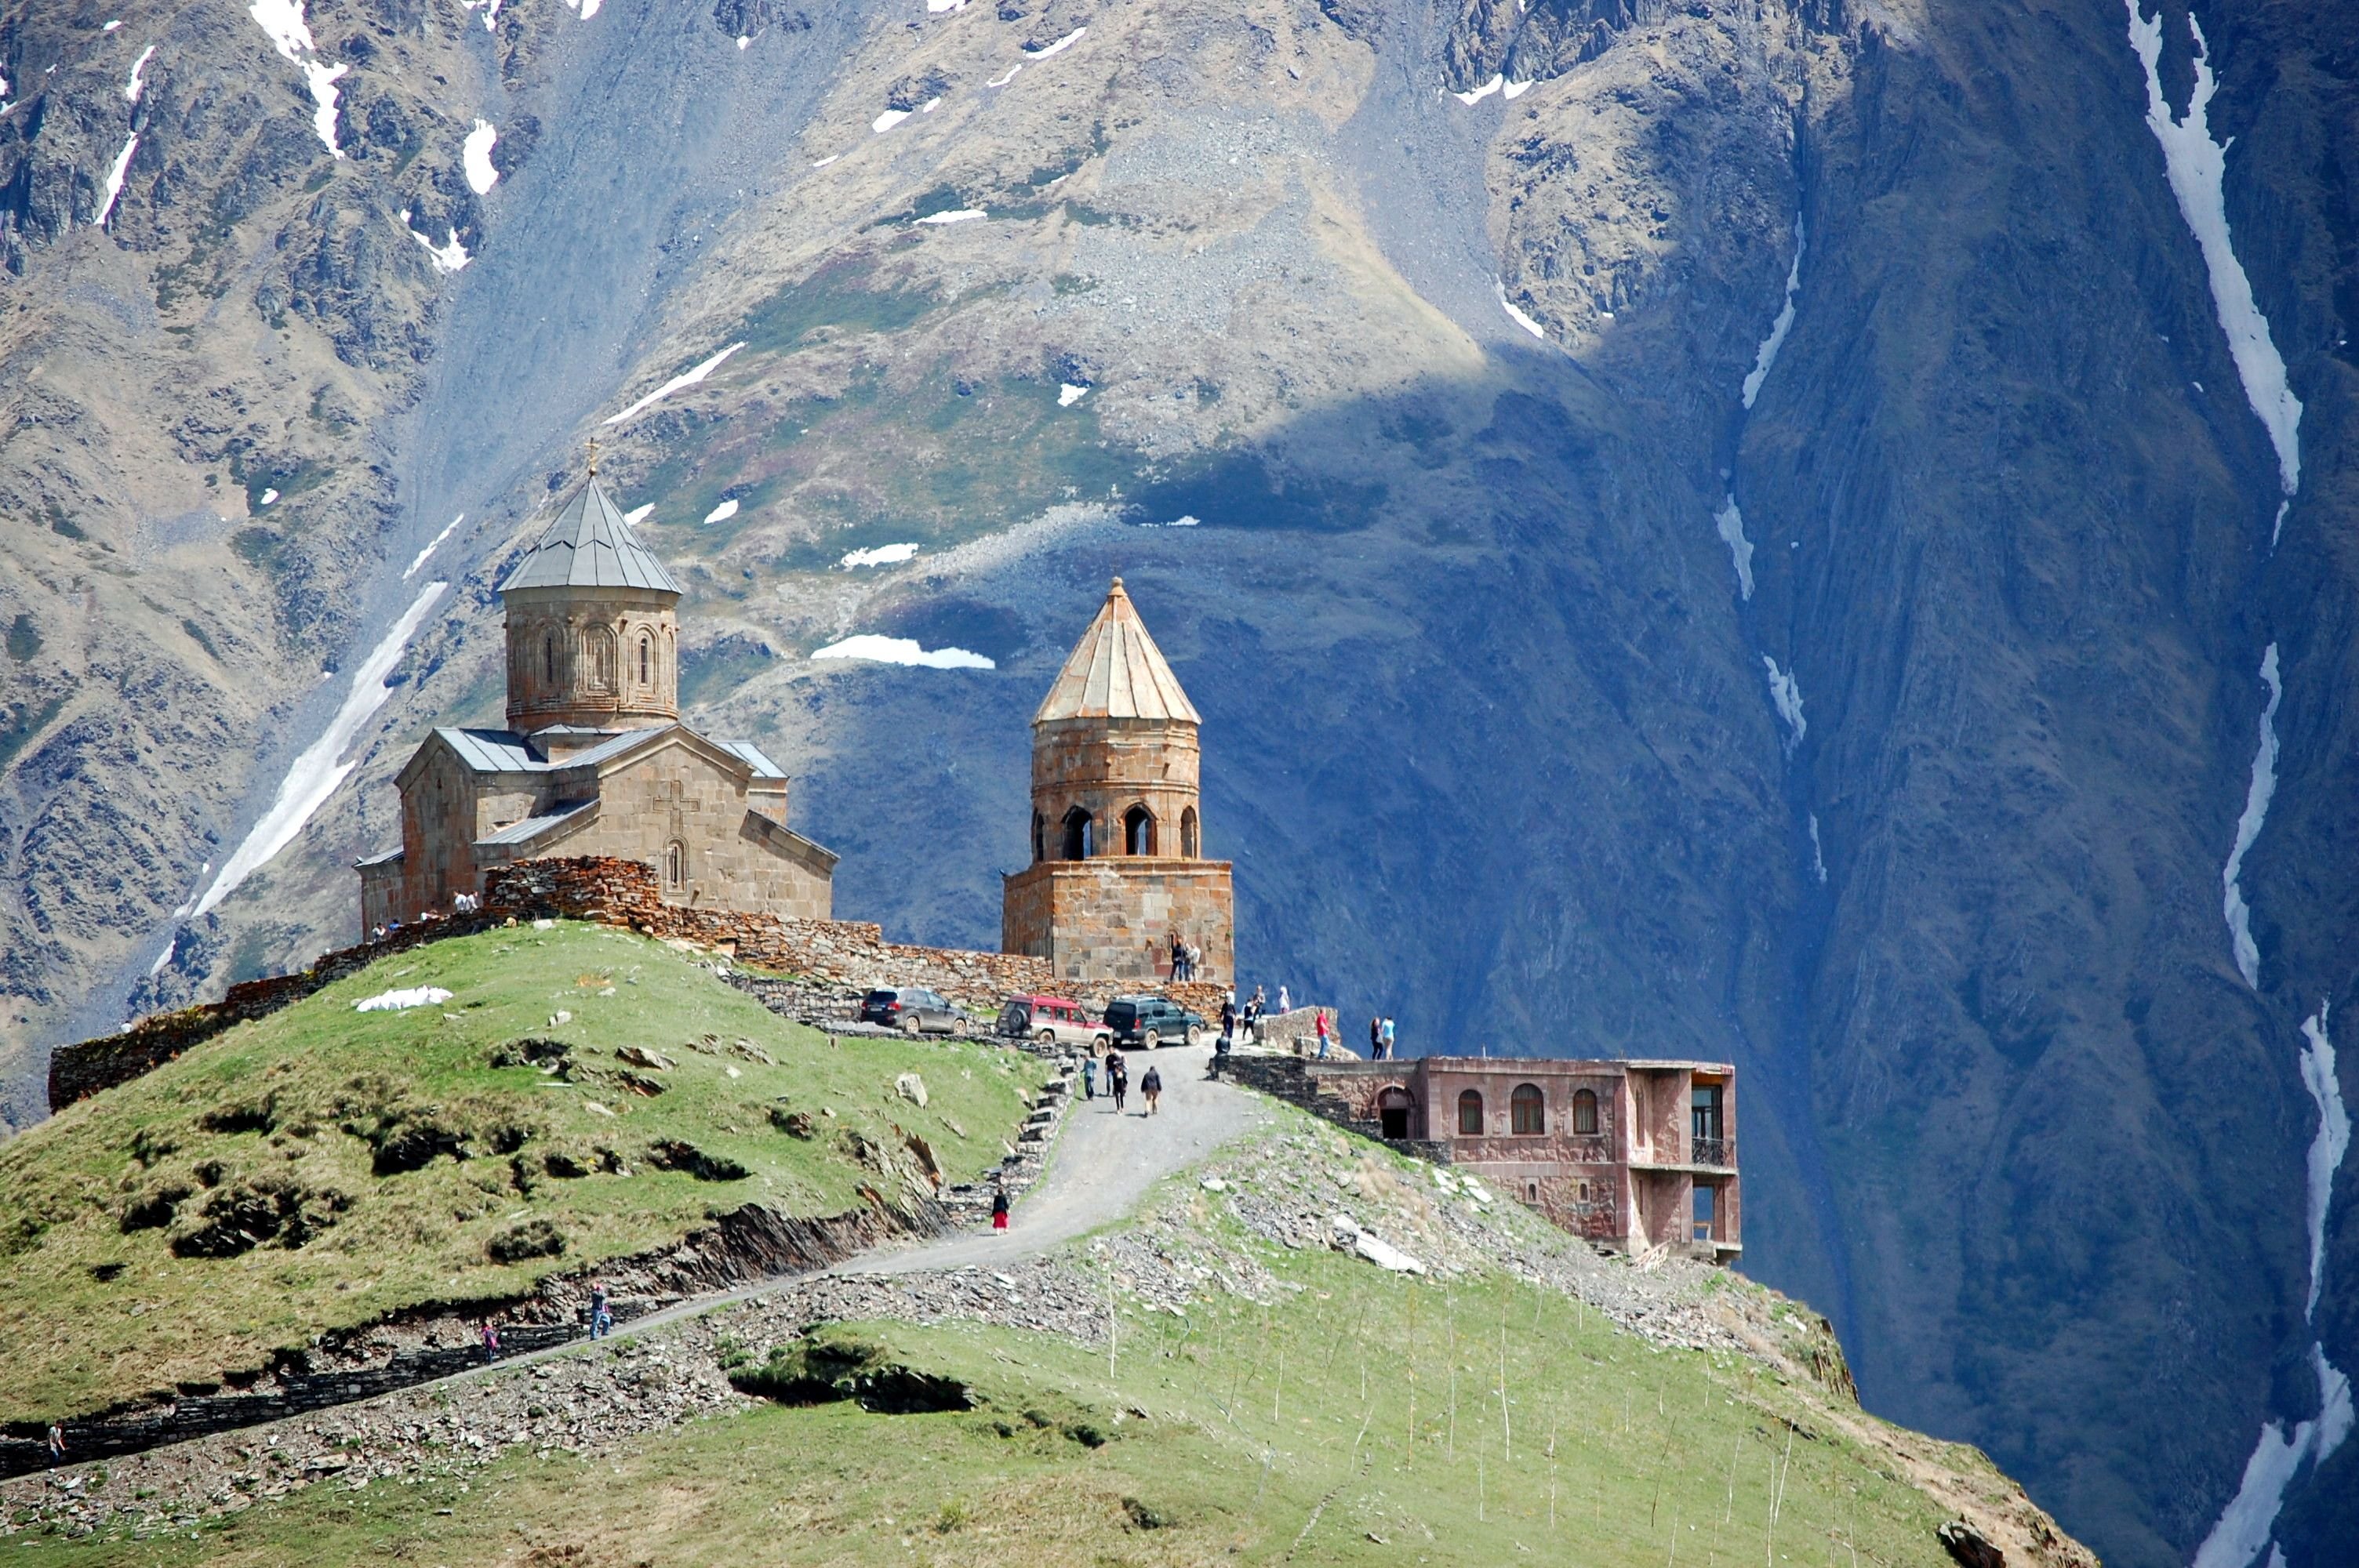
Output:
[1001, 579, 1234, 982]
[357, 474, 837, 933]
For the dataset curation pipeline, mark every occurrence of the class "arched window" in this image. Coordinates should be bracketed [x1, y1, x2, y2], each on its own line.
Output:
[543, 633, 558, 684]
[1457, 1090, 1484, 1136]
[1060, 808, 1093, 860]
[1123, 804, 1154, 855]
[587, 627, 617, 691]
[1511, 1083, 1546, 1135]
[664, 840, 687, 889]
[1032, 811, 1046, 865]
[1572, 1087, 1599, 1135]
[1180, 806, 1199, 858]
[639, 633, 652, 685]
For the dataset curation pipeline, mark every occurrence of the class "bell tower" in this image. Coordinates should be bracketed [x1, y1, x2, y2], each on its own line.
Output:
[499, 466, 683, 739]
[1002, 579, 1234, 983]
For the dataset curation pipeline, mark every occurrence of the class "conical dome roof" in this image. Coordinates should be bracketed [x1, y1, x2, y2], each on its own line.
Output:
[1033, 578, 1201, 725]
[498, 475, 682, 596]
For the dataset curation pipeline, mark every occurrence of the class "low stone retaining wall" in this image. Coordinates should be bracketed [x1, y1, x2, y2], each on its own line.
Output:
[1219, 1051, 1449, 1168]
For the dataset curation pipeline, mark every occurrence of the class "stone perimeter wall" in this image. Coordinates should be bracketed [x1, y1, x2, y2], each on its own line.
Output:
[49, 856, 1227, 1112]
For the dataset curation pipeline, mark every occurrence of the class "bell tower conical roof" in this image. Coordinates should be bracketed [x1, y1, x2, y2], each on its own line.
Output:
[1032, 578, 1201, 725]
[498, 474, 683, 597]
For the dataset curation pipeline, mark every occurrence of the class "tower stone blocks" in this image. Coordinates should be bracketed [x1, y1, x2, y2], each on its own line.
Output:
[1002, 579, 1234, 984]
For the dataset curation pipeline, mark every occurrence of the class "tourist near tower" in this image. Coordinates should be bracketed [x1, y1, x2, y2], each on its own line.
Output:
[1001, 578, 1234, 983]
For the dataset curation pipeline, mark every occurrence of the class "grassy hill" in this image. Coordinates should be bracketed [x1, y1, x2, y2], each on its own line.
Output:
[3, 1114, 2088, 1566]
[0, 923, 1043, 1421]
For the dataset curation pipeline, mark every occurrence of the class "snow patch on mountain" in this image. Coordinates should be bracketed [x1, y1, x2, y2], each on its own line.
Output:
[190, 581, 447, 919]
[249, 1, 349, 158]
[1742, 217, 1803, 409]
[623, 503, 654, 524]
[96, 135, 136, 227]
[840, 543, 919, 568]
[1763, 657, 1805, 752]
[916, 209, 984, 225]
[1452, 74, 1503, 106]
[1023, 26, 1085, 59]
[405, 220, 469, 274]
[812, 635, 993, 670]
[1495, 281, 1545, 341]
[463, 120, 498, 194]
[2194, 1004, 2354, 1568]
[2298, 1005, 2350, 1319]
[2221, 642, 2281, 989]
[604, 342, 745, 426]
[403, 514, 463, 579]
[701, 498, 740, 525]
[2126, 2, 2302, 497]
[1714, 495, 1755, 599]
[124, 44, 153, 103]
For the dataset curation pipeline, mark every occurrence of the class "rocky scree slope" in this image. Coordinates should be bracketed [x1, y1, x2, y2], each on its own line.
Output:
[5, 0, 2357, 1564]
[0, 0, 533, 1123]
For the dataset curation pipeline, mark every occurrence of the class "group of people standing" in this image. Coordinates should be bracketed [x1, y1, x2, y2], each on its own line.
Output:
[1167, 932, 1205, 982]
[1079, 1045, 1164, 1115]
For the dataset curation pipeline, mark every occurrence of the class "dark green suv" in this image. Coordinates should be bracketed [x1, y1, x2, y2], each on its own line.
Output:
[1103, 996, 1205, 1050]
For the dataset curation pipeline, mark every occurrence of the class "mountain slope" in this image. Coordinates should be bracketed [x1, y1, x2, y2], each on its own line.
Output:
[2, 0, 2354, 1564]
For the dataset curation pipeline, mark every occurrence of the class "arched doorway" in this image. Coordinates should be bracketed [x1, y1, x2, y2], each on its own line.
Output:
[1060, 807, 1094, 860]
[1377, 1086, 1415, 1141]
[1123, 804, 1155, 855]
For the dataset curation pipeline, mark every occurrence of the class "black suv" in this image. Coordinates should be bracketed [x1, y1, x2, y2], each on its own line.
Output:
[860, 986, 962, 1034]
[1103, 996, 1205, 1049]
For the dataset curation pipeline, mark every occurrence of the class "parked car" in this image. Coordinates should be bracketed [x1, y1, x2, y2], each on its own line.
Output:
[1103, 996, 1205, 1049]
[860, 986, 963, 1034]
[996, 994, 1111, 1050]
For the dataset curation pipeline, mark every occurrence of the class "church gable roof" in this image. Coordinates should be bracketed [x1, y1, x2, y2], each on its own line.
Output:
[498, 475, 683, 596]
[1033, 578, 1201, 725]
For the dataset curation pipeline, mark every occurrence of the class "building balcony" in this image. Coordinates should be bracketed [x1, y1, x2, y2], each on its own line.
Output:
[1630, 1136, 1736, 1173]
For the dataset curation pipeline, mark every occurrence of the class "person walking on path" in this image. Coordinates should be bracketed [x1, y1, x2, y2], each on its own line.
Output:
[1369, 1017, 1383, 1059]
[1315, 1010, 1330, 1059]
[1110, 1053, 1129, 1112]
[1141, 1063, 1163, 1116]
[1278, 985, 1291, 1014]
[588, 1281, 611, 1340]
[480, 1320, 501, 1365]
[991, 1181, 1011, 1231]
[1382, 1016, 1396, 1058]
[1081, 1051, 1097, 1102]
[1219, 996, 1237, 1051]
[45, 1422, 64, 1467]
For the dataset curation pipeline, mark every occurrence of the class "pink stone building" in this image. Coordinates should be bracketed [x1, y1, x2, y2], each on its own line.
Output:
[1271, 1054, 1740, 1261]
[356, 473, 837, 933]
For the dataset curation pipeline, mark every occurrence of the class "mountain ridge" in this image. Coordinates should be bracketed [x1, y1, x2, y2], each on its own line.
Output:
[2, 0, 2354, 1563]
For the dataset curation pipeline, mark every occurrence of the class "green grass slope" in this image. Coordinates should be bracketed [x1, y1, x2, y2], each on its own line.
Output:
[0, 923, 1042, 1420]
[9, 1116, 2086, 1566]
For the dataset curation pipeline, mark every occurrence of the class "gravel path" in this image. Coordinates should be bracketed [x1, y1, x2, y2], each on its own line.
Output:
[836, 1043, 1262, 1276]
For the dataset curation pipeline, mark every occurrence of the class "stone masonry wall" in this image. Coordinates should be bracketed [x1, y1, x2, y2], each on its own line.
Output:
[1001, 858, 1234, 984]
